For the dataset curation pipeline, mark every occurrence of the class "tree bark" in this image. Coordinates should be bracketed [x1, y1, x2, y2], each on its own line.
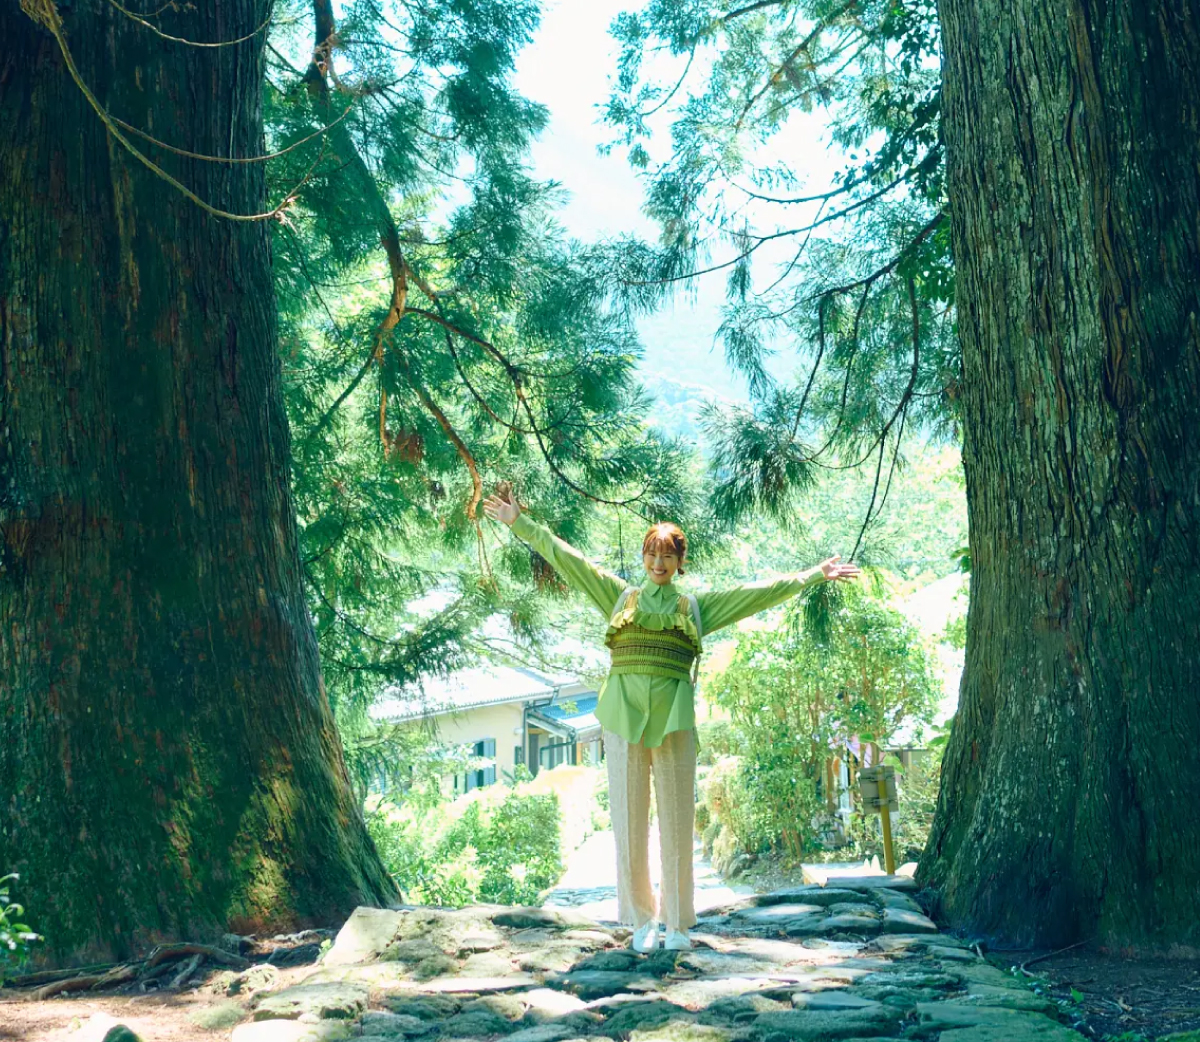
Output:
[0, 0, 396, 963]
[922, 0, 1200, 948]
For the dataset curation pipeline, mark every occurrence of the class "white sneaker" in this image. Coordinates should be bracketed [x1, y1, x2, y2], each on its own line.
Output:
[630, 920, 659, 953]
[663, 928, 692, 950]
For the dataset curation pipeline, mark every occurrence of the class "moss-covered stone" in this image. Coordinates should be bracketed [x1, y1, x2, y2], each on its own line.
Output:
[384, 996, 462, 1020]
[188, 1001, 248, 1031]
[253, 983, 368, 1022]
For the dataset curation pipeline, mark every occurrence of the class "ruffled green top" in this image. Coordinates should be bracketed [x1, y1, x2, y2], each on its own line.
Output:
[606, 589, 701, 681]
[510, 512, 824, 748]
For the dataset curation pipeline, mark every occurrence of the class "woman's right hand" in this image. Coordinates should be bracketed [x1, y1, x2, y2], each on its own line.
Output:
[483, 484, 521, 526]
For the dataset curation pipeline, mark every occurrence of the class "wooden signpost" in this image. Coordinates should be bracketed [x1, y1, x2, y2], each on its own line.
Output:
[857, 764, 898, 875]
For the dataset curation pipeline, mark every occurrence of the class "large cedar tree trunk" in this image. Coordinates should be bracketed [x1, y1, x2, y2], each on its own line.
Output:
[0, 0, 396, 963]
[922, 0, 1200, 948]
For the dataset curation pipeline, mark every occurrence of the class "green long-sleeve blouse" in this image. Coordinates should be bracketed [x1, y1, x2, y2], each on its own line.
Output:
[511, 512, 824, 748]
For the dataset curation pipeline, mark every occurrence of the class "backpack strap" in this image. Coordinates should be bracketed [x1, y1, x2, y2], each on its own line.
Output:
[610, 586, 637, 625]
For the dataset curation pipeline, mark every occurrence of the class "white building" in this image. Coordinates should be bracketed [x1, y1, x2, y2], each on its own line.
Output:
[370, 662, 604, 794]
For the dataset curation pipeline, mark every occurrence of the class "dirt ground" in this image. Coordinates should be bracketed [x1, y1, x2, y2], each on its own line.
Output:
[0, 961, 321, 1042]
[984, 947, 1200, 1042]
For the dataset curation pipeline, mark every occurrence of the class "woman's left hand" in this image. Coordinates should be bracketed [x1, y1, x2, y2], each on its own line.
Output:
[818, 555, 861, 582]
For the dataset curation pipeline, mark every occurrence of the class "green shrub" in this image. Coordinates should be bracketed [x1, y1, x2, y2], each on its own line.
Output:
[368, 787, 563, 907]
[701, 585, 943, 868]
[0, 874, 39, 981]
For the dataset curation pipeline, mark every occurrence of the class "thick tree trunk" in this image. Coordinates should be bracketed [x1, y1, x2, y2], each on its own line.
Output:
[0, 0, 395, 963]
[922, 0, 1200, 948]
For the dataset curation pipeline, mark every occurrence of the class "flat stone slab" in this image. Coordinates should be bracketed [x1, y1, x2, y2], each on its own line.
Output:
[416, 973, 538, 993]
[493, 907, 598, 931]
[916, 1003, 1085, 1039]
[254, 983, 368, 1022]
[880, 907, 938, 934]
[233, 1023, 352, 1042]
[734, 903, 826, 921]
[549, 969, 662, 1000]
[752, 1006, 902, 1039]
[324, 908, 404, 966]
[790, 991, 885, 1011]
[819, 914, 880, 933]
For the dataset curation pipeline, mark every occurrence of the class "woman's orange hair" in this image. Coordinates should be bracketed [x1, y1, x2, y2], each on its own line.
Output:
[642, 522, 688, 575]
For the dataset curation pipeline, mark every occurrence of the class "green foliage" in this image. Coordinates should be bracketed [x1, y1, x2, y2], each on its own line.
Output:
[702, 583, 941, 859]
[251, 0, 702, 789]
[368, 788, 563, 907]
[603, 0, 954, 546]
[0, 874, 39, 980]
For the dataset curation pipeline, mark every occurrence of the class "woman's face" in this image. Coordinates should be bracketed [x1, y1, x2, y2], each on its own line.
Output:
[643, 544, 680, 585]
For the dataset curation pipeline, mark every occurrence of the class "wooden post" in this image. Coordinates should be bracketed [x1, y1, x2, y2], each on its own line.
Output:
[857, 764, 898, 875]
[878, 794, 896, 876]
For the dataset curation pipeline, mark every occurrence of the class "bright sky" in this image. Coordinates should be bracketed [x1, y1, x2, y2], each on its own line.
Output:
[512, 0, 851, 401]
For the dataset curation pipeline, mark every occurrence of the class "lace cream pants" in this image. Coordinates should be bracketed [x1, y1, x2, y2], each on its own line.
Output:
[603, 727, 697, 931]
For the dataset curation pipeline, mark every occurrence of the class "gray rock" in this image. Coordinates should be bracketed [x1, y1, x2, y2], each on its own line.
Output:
[754, 889, 866, 908]
[872, 891, 922, 913]
[440, 1009, 518, 1037]
[463, 994, 528, 1021]
[926, 944, 980, 963]
[269, 944, 322, 967]
[751, 1007, 900, 1039]
[858, 969, 960, 990]
[915, 1003, 1085, 1039]
[938, 1025, 1086, 1042]
[519, 947, 585, 974]
[520, 988, 591, 1019]
[418, 974, 539, 993]
[570, 950, 640, 973]
[360, 1011, 430, 1037]
[188, 1001, 247, 1031]
[630, 1021, 741, 1042]
[460, 950, 518, 977]
[254, 983, 368, 1022]
[233, 1021, 353, 1042]
[458, 928, 506, 954]
[826, 903, 879, 919]
[384, 996, 462, 1020]
[735, 904, 826, 922]
[866, 934, 933, 954]
[790, 992, 884, 1012]
[818, 915, 880, 935]
[323, 907, 404, 966]
[697, 995, 791, 1025]
[382, 939, 446, 964]
[957, 985, 1057, 1014]
[549, 970, 661, 1001]
[879, 908, 937, 934]
[506, 1026, 588, 1042]
[598, 999, 693, 1037]
[412, 954, 459, 980]
[493, 908, 595, 931]
[227, 964, 281, 996]
[661, 978, 780, 1009]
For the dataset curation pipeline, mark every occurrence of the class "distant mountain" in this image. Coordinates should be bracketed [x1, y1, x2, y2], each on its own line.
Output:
[638, 370, 735, 448]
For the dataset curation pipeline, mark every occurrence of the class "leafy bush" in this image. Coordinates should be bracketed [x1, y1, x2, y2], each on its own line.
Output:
[0, 874, 39, 980]
[369, 786, 563, 907]
[702, 584, 942, 864]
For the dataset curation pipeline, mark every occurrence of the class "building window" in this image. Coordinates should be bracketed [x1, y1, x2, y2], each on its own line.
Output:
[463, 738, 496, 791]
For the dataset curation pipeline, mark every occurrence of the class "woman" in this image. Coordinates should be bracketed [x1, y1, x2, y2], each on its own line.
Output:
[483, 488, 859, 952]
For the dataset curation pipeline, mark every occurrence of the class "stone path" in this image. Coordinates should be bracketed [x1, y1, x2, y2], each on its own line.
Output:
[213, 880, 1088, 1042]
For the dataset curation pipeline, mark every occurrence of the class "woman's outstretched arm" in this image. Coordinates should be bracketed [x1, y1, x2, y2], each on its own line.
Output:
[696, 556, 860, 634]
[484, 490, 625, 617]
